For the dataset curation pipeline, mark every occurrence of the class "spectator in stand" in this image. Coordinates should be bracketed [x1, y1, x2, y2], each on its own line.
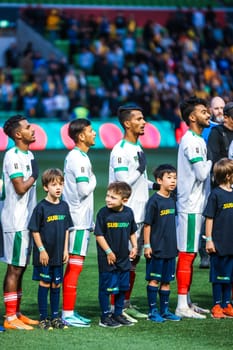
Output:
[0, 78, 15, 111]
[78, 47, 95, 74]
[5, 42, 20, 68]
[46, 8, 61, 42]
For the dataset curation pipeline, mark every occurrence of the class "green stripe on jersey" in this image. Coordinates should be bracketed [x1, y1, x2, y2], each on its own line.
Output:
[76, 177, 89, 183]
[114, 167, 128, 172]
[10, 172, 23, 179]
[190, 157, 203, 164]
[12, 231, 22, 266]
[74, 229, 85, 254]
[187, 214, 195, 252]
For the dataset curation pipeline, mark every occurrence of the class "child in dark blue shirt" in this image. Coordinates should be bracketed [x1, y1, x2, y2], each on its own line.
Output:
[95, 181, 137, 328]
[144, 164, 180, 323]
[28, 168, 73, 330]
[203, 158, 233, 319]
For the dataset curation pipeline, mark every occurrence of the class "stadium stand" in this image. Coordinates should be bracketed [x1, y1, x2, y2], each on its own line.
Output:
[0, 2, 232, 128]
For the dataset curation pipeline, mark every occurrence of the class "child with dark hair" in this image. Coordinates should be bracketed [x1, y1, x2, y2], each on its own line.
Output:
[144, 164, 181, 323]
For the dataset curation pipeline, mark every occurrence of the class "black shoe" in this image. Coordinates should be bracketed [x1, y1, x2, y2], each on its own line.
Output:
[39, 318, 53, 331]
[51, 317, 68, 329]
[113, 314, 134, 326]
[99, 314, 121, 328]
[199, 257, 210, 269]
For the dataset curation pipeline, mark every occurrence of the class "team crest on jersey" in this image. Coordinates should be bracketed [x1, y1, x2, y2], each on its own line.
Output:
[14, 163, 19, 169]
[81, 166, 85, 173]
[118, 157, 122, 164]
[26, 165, 30, 171]
[196, 147, 200, 153]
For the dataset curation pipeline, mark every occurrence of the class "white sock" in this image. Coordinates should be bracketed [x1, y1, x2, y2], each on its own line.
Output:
[177, 294, 189, 309]
[62, 310, 73, 318]
[7, 314, 17, 321]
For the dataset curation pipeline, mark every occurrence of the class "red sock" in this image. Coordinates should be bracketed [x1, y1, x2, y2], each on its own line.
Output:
[16, 289, 22, 314]
[176, 252, 196, 294]
[110, 270, 136, 307]
[110, 294, 115, 307]
[62, 255, 84, 311]
[124, 270, 136, 302]
[4, 292, 17, 317]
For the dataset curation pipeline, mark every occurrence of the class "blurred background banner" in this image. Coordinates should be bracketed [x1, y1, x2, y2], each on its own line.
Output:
[0, 119, 177, 150]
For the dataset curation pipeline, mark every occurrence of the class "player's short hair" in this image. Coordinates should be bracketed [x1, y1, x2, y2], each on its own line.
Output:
[107, 181, 132, 199]
[223, 102, 233, 118]
[180, 96, 207, 126]
[3, 114, 26, 140]
[42, 168, 64, 187]
[213, 158, 233, 185]
[153, 164, 176, 180]
[117, 104, 143, 128]
[68, 118, 91, 142]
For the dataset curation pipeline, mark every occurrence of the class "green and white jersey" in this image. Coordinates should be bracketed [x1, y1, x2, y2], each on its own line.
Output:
[1, 147, 36, 232]
[109, 139, 152, 223]
[177, 130, 212, 214]
[63, 147, 96, 230]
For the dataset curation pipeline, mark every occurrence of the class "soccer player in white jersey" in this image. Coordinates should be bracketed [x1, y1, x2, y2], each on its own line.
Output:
[175, 96, 212, 319]
[1, 115, 39, 330]
[62, 118, 96, 327]
[109, 105, 154, 320]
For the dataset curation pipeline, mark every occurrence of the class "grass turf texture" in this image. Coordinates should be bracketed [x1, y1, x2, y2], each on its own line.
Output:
[0, 149, 232, 350]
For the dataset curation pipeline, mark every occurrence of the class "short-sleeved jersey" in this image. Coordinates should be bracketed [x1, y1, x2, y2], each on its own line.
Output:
[177, 130, 211, 214]
[109, 139, 150, 223]
[203, 187, 233, 256]
[95, 205, 137, 273]
[1, 147, 37, 232]
[63, 147, 96, 230]
[144, 192, 177, 259]
[28, 199, 73, 266]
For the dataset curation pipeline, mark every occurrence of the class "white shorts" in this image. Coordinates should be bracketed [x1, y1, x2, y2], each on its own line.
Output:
[2, 230, 32, 267]
[176, 213, 204, 253]
[68, 229, 90, 256]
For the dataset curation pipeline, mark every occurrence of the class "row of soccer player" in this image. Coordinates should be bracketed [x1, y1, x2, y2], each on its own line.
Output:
[1, 97, 233, 331]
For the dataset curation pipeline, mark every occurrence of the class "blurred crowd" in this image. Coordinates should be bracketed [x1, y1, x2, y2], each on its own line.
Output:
[1, 5, 233, 128]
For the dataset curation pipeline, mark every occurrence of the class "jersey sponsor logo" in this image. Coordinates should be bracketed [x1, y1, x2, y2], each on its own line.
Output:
[117, 157, 122, 164]
[107, 222, 129, 228]
[26, 165, 30, 171]
[14, 163, 19, 169]
[81, 166, 85, 173]
[223, 202, 233, 209]
[47, 215, 66, 222]
[196, 147, 200, 153]
[160, 209, 175, 216]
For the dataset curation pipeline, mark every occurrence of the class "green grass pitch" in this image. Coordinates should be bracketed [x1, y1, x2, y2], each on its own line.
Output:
[0, 149, 232, 350]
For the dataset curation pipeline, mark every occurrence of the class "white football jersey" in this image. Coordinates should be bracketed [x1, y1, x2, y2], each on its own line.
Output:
[109, 139, 151, 223]
[177, 130, 211, 214]
[63, 147, 96, 230]
[1, 147, 37, 232]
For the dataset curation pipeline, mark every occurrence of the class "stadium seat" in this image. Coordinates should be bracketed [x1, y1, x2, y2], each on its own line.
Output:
[87, 75, 102, 88]
[11, 68, 24, 84]
[54, 40, 70, 56]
